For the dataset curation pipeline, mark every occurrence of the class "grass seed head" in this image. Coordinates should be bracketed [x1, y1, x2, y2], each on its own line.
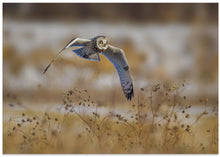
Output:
[185, 114, 190, 118]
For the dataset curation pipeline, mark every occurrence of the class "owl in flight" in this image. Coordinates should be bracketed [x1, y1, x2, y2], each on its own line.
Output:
[43, 36, 134, 100]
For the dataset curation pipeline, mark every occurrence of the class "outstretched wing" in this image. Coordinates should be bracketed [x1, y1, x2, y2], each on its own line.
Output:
[43, 38, 99, 74]
[73, 47, 100, 61]
[102, 45, 134, 100]
[68, 38, 100, 61]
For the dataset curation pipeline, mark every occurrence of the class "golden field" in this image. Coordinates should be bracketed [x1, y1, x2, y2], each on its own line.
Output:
[3, 82, 218, 154]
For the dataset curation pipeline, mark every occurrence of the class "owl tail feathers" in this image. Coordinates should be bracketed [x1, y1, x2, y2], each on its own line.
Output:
[72, 48, 100, 61]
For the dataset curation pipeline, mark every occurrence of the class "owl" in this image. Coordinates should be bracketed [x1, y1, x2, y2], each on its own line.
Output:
[43, 36, 134, 100]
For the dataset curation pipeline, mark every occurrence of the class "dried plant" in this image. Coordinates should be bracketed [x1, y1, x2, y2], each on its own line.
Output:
[3, 82, 218, 154]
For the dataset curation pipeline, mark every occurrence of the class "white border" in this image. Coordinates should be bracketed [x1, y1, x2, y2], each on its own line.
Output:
[1, 1, 219, 157]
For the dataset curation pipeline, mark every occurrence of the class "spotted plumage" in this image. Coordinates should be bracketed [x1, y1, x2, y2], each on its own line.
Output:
[43, 36, 134, 100]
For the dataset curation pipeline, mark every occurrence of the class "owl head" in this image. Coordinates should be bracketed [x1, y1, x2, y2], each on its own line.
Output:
[93, 36, 108, 51]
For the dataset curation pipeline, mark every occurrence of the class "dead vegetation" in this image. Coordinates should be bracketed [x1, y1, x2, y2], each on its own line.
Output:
[3, 81, 218, 154]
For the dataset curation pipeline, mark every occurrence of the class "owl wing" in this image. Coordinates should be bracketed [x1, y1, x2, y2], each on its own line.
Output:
[67, 38, 100, 61]
[43, 38, 99, 74]
[72, 46, 100, 61]
[102, 45, 134, 100]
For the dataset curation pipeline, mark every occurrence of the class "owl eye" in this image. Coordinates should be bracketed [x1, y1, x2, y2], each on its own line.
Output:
[99, 40, 103, 44]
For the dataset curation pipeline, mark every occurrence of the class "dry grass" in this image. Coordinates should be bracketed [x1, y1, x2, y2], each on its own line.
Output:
[3, 81, 218, 154]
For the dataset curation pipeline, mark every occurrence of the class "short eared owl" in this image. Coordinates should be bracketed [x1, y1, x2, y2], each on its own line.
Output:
[43, 36, 134, 100]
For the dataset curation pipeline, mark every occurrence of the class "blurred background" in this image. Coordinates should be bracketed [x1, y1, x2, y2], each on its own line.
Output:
[3, 3, 218, 106]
